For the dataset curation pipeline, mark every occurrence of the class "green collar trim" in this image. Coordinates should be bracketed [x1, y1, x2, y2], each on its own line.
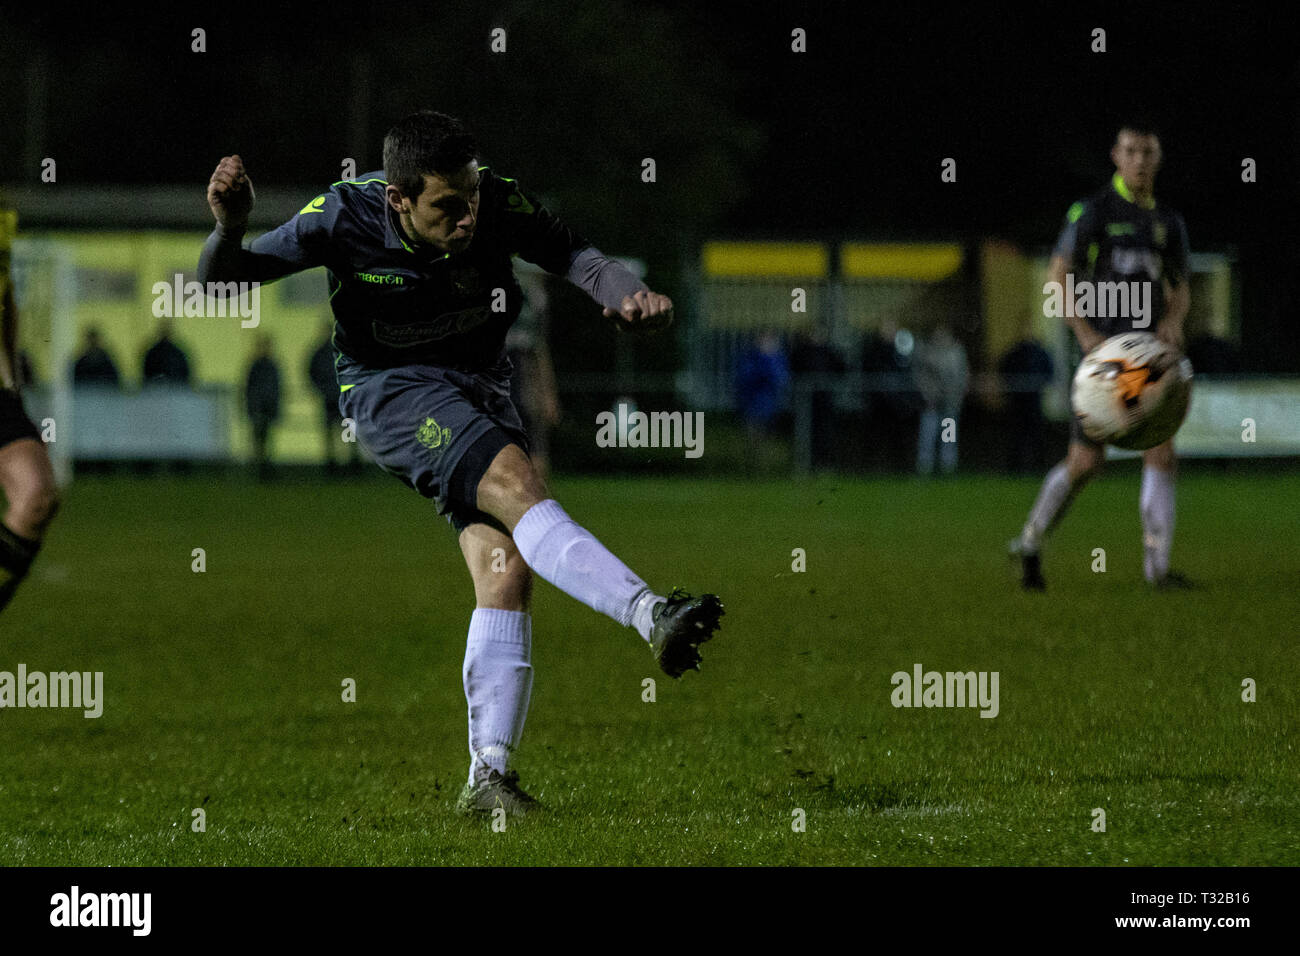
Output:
[1112, 172, 1155, 210]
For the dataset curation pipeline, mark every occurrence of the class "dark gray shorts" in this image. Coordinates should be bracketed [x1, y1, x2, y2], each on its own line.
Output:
[337, 355, 530, 533]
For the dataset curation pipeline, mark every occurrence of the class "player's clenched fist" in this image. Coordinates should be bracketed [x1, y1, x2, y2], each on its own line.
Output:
[603, 289, 673, 335]
[207, 155, 255, 230]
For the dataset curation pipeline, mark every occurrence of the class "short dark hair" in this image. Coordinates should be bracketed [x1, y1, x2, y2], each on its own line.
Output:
[1117, 119, 1162, 142]
[383, 111, 480, 199]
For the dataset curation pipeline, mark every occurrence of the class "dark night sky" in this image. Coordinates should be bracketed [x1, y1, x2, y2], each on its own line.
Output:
[2, 0, 1296, 368]
[4, 1, 1293, 243]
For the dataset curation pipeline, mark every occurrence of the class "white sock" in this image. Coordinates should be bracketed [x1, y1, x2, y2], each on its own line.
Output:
[512, 499, 663, 641]
[463, 608, 533, 786]
[1021, 462, 1077, 553]
[1140, 466, 1176, 582]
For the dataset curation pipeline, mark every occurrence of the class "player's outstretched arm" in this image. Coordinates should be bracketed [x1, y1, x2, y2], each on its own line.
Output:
[198, 154, 325, 286]
[560, 247, 672, 335]
[500, 172, 671, 336]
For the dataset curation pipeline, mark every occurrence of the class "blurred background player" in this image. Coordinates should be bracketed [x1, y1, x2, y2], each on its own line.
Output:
[308, 320, 361, 475]
[0, 204, 59, 616]
[200, 110, 723, 816]
[1009, 123, 1191, 590]
[505, 273, 561, 482]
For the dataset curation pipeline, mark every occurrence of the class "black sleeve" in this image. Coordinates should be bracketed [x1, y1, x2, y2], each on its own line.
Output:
[488, 171, 590, 275]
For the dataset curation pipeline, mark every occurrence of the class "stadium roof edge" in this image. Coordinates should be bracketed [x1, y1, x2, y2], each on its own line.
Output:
[0, 184, 329, 230]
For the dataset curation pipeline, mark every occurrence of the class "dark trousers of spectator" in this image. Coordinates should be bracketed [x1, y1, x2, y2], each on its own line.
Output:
[251, 417, 274, 481]
[810, 393, 837, 469]
[321, 403, 362, 474]
[1006, 398, 1047, 474]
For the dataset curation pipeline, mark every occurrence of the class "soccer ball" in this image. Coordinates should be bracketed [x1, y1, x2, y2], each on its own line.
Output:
[1071, 332, 1193, 450]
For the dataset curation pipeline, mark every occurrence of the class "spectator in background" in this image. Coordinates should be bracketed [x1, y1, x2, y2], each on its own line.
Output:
[860, 318, 915, 470]
[72, 326, 120, 387]
[307, 320, 359, 475]
[913, 320, 968, 476]
[245, 333, 281, 481]
[790, 324, 846, 470]
[1186, 334, 1241, 374]
[141, 319, 196, 474]
[998, 329, 1054, 474]
[17, 351, 35, 387]
[142, 319, 191, 386]
[736, 330, 789, 431]
[507, 274, 562, 482]
[735, 329, 790, 472]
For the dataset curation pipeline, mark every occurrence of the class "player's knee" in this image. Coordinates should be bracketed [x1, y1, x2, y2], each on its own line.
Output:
[491, 454, 545, 498]
[1144, 444, 1177, 473]
[12, 478, 60, 532]
[1067, 450, 1103, 484]
[477, 446, 547, 514]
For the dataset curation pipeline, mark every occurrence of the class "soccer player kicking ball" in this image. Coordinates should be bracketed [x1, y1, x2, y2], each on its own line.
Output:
[199, 111, 724, 816]
[0, 205, 60, 617]
[1009, 123, 1192, 591]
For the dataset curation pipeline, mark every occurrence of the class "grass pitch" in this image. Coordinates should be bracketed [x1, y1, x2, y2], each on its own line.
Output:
[1, 467, 1297, 865]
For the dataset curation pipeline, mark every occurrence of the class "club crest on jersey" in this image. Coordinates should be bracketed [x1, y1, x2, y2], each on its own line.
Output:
[505, 190, 535, 215]
[416, 416, 452, 452]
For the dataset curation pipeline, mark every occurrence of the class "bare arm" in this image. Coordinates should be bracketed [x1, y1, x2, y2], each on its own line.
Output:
[1049, 254, 1103, 353]
[1159, 278, 1191, 350]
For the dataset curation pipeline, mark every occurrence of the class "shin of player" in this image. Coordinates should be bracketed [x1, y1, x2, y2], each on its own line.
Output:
[458, 444, 706, 787]
[459, 523, 535, 787]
